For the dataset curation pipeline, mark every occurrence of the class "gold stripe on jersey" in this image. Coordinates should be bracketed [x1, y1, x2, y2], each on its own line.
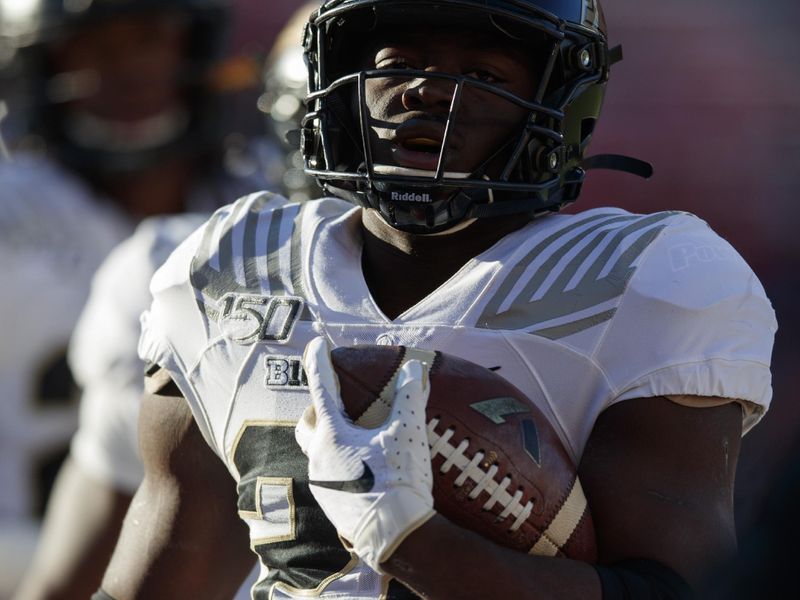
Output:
[246, 476, 296, 546]
[269, 556, 362, 600]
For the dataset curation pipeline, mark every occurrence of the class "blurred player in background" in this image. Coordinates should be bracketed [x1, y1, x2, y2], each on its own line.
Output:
[0, 0, 284, 596]
[13, 214, 261, 600]
[258, 1, 322, 204]
[7, 2, 314, 597]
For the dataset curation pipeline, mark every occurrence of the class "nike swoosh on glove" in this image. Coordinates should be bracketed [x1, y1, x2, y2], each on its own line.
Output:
[295, 337, 436, 572]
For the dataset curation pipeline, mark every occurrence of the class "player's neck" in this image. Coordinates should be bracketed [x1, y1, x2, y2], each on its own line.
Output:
[360, 209, 531, 319]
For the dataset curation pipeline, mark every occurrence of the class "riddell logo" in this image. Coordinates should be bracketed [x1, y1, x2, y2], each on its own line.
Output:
[391, 191, 432, 203]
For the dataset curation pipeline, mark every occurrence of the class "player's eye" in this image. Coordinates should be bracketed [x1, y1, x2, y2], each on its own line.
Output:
[465, 69, 502, 84]
[377, 58, 414, 70]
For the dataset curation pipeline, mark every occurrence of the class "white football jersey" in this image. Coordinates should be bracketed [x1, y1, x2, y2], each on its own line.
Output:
[0, 155, 131, 522]
[0, 155, 130, 596]
[139, 192, 776, 600]
[0, 149, 271, 597]
[69, 213, 210, 492]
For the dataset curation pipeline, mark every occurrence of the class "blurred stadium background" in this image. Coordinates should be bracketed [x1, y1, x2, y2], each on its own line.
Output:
[578, 0, 800, 541]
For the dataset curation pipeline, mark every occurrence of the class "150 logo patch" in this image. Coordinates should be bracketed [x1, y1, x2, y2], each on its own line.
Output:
[220, 294, 302, 345]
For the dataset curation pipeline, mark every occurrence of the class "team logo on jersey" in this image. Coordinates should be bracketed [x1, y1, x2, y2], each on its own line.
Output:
[264, 355, 308, 388]
[220, 294, 303, 345]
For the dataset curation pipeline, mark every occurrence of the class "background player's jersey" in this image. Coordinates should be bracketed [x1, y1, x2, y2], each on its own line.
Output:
[0, 151, 270, 597]
[140, 193, 776, 600]
[0, 155, 130, 594]
[69, 212, 258, 600]
[69, 214, 210, 492]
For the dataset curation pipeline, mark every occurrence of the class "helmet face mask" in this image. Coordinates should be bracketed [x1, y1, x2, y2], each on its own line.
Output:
[303, 0, 614, 233]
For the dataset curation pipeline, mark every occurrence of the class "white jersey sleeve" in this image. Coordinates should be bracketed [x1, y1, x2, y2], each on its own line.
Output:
[453, 208, 775, 458]
[69, 214, 209, 492]
[138, 196, 264, 456]
[594, 212, 776, 431]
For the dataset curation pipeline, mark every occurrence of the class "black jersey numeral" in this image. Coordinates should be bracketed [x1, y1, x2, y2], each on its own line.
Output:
[231, 421, 421, 599]
[231, 422, 352, 597]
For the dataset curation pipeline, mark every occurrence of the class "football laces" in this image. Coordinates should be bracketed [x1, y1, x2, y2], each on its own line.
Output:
[427, 417, 535, 532]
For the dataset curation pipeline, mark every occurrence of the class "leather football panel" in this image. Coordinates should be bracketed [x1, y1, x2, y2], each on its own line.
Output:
[331, 345, 597, 561]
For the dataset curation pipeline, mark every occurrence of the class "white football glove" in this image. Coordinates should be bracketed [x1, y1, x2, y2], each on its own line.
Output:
[295, 337, 436, 572]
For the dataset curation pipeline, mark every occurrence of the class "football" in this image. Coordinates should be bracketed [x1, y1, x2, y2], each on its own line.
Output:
[330, 345, 597, 562]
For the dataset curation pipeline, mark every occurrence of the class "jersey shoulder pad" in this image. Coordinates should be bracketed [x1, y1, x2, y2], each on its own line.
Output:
[140, 193, 352, 375]
[138, 193, 284, 377]
[627, 211, 771, 312]
[475, 207, 681, 335]
[600, 211, 776, 427]
[185, 192, 347, 319]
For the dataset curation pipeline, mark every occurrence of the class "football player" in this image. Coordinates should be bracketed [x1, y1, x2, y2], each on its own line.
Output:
[12, 214, 259, 600]
[0, 0, 271, 596]
[99, 1, 776, 599]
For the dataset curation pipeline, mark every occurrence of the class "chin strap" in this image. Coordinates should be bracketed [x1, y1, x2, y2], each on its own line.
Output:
[581, 154, 654, 179]
[608, 45, 624, 66]
[469, 195, 544, 218]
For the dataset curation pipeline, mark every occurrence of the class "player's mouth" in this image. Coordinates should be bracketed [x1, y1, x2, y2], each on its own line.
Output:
[391, 120, 458, 172]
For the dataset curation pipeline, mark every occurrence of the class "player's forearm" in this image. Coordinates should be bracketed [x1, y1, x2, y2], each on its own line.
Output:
[101, 392, 254, 599]
[382, 513, 601, 600]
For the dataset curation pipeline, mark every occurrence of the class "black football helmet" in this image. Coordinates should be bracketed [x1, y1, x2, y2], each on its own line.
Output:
[301, 0, 652, 233]
[259, 2, 323, 203]
[0, 0, 230, 177]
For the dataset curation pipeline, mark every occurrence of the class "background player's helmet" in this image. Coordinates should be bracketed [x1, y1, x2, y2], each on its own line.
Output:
[258, 1, 322, 203]
[0, 0, 230, 178]
[302, 0, 651, 233]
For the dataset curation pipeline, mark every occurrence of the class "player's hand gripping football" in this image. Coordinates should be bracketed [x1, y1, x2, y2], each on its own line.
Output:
[295, 337, 436, 571]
